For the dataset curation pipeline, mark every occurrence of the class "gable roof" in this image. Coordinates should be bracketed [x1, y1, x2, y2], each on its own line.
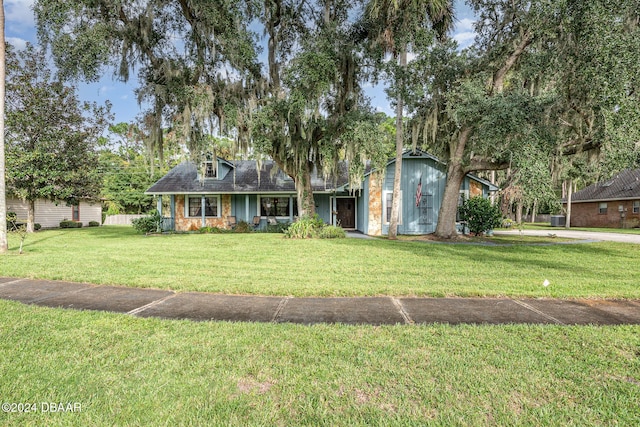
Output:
[146, 159, 353, 195]
[363, 148, 499, 192]
[567, 168, 640, 203]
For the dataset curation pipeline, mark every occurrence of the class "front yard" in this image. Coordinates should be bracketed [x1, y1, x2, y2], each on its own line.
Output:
[1, 227, 639, 425]
[0, 300, 638, 426]
[1, 226, 639, 299]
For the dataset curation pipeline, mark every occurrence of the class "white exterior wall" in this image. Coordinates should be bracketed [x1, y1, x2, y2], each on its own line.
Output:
[6, 198, 102, 228]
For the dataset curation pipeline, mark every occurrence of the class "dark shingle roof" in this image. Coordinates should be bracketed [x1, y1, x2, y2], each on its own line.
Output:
[570, 169, 640, 202]
[146, 160, 353, 194]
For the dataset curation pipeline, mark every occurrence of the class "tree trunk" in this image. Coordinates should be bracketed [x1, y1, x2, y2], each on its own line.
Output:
[388, 49, 407, 240]
[565, 179, 572, 229]
[295, 166, 315, 218]
[434, 161, 466, 239]
[516, 202, 523, 224]
[27, 199, 35, 233]
[0, 0, 7, 253]
[531, 199, 538, 223]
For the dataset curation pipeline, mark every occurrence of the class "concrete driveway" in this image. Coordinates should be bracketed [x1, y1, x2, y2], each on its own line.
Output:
[494, 229, 640, 244]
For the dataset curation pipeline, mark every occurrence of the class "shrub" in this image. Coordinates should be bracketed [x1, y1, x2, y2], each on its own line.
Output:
[34, 223, 42, 231]
[264, 221, 290, 233]
[318, 225, 346, 239]
[60, 220, 83, 229]
[502, 218, 514, 229]
[284, 215, 324, 238]
[131, 210, 162, 234]
[88, 221, 100, 227]
[198, 226, 225, 234]
[458, 196, 502, 236]
[233, 220, 253, 233]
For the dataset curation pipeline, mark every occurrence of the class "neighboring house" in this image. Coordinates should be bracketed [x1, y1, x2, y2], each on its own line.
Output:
[146, 149, 498, 235]
[6, 198, 102, 228]
[563, 168, 640, 229]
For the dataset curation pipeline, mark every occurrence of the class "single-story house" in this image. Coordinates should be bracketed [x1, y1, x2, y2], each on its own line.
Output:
[563, 168, 640, 228]
[6, 198, 102, 228]
[146, 149, 498, 235]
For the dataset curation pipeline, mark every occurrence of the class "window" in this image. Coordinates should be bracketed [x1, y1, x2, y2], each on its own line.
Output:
[383, 191, 402, 224]
[203, 153, 217, 178]
[204, 161, 216, 178]
[260, 196, 296, 217]
[418, 194, 434, 225]
[634, 201, 640, 214]
[186, 196, 218, 217]
[457, 190, 469, 221]
[72, 205, 80, 221]
[599, 202, 608, 214]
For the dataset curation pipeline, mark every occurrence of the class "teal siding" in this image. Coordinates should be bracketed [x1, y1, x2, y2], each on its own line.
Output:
[314, 195, 332, 224]
[381, 156, 447, 235]
[358, 179, 369, 234]
[231, 195, 242, 221]
[217, 160, 233, 179]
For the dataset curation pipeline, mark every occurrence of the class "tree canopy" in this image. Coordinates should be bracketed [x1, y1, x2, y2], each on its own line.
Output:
[405, 0, 640, 237]
[5, 43, 111, 231]
[32, 0, 640, 236]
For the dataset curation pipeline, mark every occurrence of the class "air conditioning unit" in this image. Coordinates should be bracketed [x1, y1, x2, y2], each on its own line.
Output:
[550, 215, 566, 227]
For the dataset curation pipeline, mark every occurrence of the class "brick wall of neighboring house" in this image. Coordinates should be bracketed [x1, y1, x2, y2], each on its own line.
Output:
[174, 195, 232, 231]
[367, 172, 383, 236]
[568, 200, 640, 228]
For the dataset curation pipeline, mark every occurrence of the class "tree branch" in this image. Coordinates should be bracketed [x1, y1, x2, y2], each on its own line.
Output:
[490, 31, 533, 95]
[560, 139, 600, 156]
[465, 157, 510, 174]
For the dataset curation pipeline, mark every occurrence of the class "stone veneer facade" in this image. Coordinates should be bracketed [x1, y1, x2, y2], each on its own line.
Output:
[367, 172, 384, 236]
[174, 194, 232, 231]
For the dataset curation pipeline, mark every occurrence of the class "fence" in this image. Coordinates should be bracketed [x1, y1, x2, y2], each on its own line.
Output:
[522, 214, 551, 224]
[103, 214, 146, 226]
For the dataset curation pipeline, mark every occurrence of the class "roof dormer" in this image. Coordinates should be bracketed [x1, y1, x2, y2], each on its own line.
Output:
[203, 153, 217, 179]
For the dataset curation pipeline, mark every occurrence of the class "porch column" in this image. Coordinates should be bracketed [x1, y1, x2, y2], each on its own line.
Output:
[156, 195, 162, 215]
[289, 195, 294, 221]
[201, 195, 206, 227]
[245, 195, 250, 222]
[170, 195, 175, 230]
[332, 195, 337, 226]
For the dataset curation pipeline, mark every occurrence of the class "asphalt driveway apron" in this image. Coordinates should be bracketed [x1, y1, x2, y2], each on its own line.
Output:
[1, 277, 639, 326]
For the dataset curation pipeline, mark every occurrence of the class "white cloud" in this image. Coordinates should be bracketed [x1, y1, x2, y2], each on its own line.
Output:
[454, 31, 476, 45]
[7, 37, 28, 50]
[99, 86, 110, 96]
[5, 0, 35, 28]
[453, 18, 476, 48]
[456, 18, 476, 33]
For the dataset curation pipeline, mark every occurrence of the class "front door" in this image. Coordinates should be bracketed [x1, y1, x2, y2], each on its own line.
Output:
[336, 198, 356, 229]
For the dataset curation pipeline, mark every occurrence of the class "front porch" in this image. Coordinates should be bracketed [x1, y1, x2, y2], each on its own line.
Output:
[155, 193, 360, 232]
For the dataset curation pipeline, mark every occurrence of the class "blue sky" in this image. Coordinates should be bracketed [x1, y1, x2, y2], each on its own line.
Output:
[5, 0, 477, 125]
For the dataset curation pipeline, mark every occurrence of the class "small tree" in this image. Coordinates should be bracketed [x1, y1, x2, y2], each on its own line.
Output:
[5, 43, 110, 232]
[458, 196, 502, 236]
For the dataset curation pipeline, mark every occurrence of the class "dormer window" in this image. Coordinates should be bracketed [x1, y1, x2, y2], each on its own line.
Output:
[203, 154, 217, 179]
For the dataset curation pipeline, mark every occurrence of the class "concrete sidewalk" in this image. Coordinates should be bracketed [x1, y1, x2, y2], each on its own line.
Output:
[1, 277, 639, 326]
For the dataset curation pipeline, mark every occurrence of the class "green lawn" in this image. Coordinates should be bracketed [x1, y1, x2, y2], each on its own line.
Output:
[1, 226, 639, 298]
[523, 223, 640, 234]
[0, 300, 638, 426]
[2, 227, 639, 425]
